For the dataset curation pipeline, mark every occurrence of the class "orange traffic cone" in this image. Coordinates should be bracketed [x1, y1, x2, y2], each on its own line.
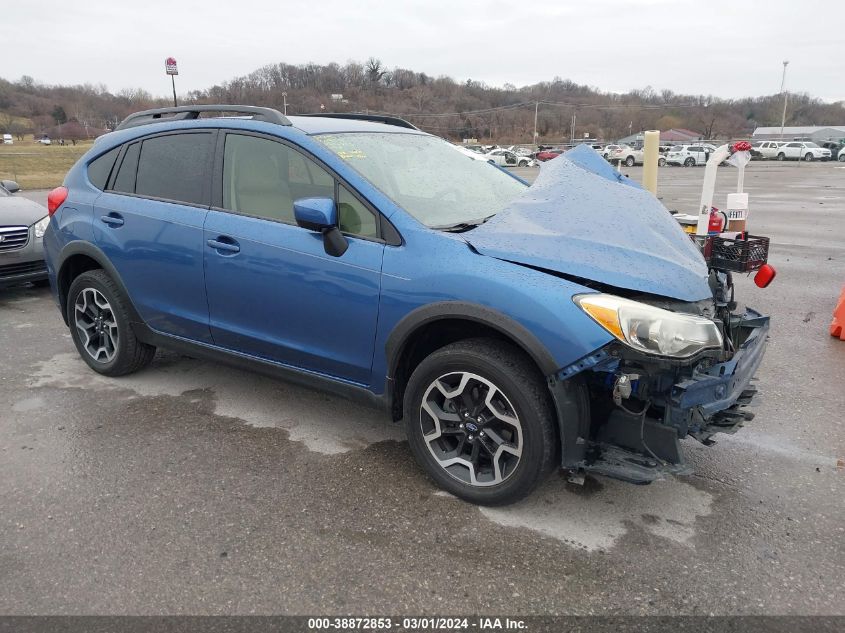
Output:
[831, 287, 845, 340]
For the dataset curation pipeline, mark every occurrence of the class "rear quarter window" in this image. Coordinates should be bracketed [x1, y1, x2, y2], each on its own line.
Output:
[87, 147, 119, 190]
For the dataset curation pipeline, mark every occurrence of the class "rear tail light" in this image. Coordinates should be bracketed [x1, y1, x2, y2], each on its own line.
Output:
[754, 264, 777, 288]
[47, 186, 68, 216]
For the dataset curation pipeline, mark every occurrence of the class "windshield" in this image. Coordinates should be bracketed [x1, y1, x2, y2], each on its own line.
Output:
[318, 132, 526, 228]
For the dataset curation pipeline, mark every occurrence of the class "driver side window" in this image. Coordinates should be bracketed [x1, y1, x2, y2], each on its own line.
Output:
[222, 134, 334, 224]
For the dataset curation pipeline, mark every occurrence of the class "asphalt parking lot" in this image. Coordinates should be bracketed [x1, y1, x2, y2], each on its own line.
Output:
[2, 161, 844, 615]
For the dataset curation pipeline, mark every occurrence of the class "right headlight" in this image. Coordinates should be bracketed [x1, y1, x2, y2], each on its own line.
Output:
[574, 293, 723, 358]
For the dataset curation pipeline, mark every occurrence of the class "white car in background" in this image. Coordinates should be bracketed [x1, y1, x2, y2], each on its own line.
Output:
[602, 144, 621, 159]
[608, 145, 666, 167]
[751, 140, 784, 160]
[665, 144, 717, 167]
[775, 141, 831, 161]
[484, 149, 537, 167]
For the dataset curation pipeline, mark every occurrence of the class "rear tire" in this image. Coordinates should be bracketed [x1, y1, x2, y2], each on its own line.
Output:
[404, 338, 557, 506]
[658, 157, 666, 167]
[839, 154, 845, 162]
[777, 152, 786, 161]
[67, 269, 156, 376]
[625, 156, 635, 167]
[684, 157, 696, 167]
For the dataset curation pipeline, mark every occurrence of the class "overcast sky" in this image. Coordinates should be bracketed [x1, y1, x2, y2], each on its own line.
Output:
[2, 0, 843, 103]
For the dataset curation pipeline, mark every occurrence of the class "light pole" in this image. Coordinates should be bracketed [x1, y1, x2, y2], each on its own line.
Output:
[779, 60, 789, 141]
[533, 101, 538, 146]
[282, 92, 288, 116]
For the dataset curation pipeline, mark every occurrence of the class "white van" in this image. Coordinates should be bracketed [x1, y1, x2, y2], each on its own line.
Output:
[2, 134, 12, 145]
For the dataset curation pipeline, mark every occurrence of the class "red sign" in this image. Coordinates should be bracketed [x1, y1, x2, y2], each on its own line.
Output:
[165, 57, 178, 75]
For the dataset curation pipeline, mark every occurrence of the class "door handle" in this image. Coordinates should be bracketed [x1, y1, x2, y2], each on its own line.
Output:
[206, 238, 240, 254]
[101, 214, 124, 227]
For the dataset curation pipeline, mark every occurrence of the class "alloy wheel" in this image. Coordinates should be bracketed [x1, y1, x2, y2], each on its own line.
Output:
[419, 371, 522, 487]
[74, 287, 119, 363]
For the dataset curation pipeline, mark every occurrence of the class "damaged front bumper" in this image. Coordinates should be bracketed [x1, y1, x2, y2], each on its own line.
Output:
[548, 308, 770, 484]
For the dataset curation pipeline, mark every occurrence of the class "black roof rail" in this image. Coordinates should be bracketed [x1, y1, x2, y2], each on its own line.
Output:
[299, 112, 419, 130]
[115, 105, 291, 131]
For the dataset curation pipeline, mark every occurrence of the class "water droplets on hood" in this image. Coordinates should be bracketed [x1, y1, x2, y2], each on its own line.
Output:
[466, 145, 710, 302]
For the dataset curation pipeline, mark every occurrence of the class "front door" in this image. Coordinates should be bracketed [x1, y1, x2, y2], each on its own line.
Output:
[203, 132, 385, 385]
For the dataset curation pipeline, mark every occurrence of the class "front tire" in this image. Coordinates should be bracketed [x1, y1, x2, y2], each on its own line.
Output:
[67, 269, 156, 376]
[684, 157, 696, 167]
[777, 152, 786, 161]
[839, 153, 845, 162]
[404, 339, 557, 506]
[804, 153, 814, 162]
[625, 156, 635, 167]
[658, 157, 666, 167]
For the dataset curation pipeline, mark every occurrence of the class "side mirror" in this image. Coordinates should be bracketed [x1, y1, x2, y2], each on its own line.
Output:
[293, 197, 348, 257]
[1, 179, 20, 193]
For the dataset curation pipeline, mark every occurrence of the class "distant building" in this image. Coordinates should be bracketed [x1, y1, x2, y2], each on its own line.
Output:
[661, 128, 705, 143]
[616, 128, 704, 146]
[752, 126, 845, 142]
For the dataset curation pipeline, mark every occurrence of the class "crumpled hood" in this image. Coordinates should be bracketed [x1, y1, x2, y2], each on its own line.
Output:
[466, 145, 711, 302]
[0, 195, 47, 226]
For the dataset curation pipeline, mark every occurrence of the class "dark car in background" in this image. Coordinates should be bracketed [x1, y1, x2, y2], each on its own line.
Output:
[0, 180, 50, 288]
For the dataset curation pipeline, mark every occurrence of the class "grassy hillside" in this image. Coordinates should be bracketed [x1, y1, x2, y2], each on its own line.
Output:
[0, 137, 93, 189]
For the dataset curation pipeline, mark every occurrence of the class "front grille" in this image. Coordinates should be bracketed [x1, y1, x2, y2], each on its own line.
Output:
[0, 260, 46, 277]
[0, 226, 29, 252]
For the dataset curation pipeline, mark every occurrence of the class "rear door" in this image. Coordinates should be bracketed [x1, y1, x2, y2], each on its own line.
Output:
[94, 130, 215, 342]
[203, 131, 385, 385]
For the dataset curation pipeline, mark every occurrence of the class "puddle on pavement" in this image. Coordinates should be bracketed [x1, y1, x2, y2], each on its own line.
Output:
[478, 475, 714, 552]
[30, 352, 403, 454]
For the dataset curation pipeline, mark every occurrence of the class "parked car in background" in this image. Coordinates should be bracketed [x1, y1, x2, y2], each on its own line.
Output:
[535, 148, 564, 161]
[665, 144, 717, 167]
[0, 180, 50, 288]
[2, 134, 13, 145]
[608, 145, 666, 167]
[601, 144, 621, 159]
[37, 136, 52, 146]
[776, 142, 831, 161]
[505, 146, 534, 157]
[751, 141, 783, 160]
[819, 141, 844, 161]
[484, 149, 536, 167]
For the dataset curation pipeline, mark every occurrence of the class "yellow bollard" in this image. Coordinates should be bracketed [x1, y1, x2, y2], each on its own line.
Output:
[642, 130, 660, 196]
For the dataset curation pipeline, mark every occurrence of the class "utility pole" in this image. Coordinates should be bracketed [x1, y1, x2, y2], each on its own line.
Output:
[779, 60, 789, 141]
[282, 92, 288, 116]
[533, 101, 539, 146]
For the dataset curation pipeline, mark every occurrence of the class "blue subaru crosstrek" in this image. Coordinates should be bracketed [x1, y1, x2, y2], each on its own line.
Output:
[43, 105, 769, 505]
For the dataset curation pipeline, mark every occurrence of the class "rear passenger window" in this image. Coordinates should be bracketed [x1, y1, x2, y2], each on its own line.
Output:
[134, 133, 213, 205]
[87, 147, 119, 190]
[112, 142, 140, 194]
